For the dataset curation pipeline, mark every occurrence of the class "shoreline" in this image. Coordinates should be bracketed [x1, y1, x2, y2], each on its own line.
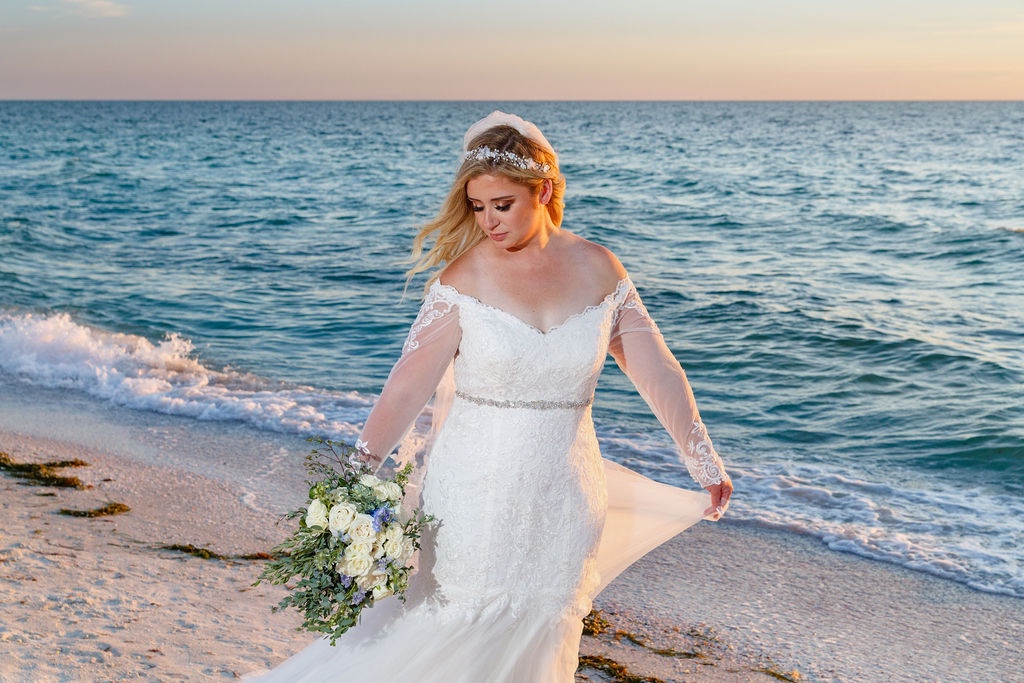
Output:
[2, 428, 1022, 682]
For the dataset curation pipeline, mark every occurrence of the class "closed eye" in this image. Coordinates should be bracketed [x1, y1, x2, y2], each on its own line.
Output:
[470, 202, 513, 213]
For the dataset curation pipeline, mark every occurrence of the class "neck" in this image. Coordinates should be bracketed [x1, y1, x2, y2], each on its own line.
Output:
[505, 219, 558, 254]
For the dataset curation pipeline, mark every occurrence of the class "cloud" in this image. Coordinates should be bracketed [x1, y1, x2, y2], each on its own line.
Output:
[61, 0, 130, 18]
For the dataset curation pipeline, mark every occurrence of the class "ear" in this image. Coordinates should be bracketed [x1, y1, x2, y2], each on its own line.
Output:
[538, 178, 553, 205]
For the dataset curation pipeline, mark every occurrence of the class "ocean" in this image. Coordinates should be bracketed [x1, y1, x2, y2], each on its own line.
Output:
[1, 100, 1022, 598]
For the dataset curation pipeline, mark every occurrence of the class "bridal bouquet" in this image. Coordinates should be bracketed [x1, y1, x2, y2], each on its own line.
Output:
[255, 438, 432, 645]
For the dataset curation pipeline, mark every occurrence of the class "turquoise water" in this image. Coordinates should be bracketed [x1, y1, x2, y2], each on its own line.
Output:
[1, 101, 1022, 597]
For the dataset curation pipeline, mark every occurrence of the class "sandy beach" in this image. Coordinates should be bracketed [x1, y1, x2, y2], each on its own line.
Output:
[2, 427, 1022, 683]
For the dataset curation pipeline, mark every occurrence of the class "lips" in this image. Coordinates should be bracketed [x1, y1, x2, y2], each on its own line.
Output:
[489, 232, 508, 241]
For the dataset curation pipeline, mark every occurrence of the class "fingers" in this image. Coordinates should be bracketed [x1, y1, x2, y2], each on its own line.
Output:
[703, 480, 733, 521]
[718, 479, 733, 511]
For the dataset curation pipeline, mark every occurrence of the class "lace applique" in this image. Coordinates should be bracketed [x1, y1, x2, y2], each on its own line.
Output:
[614, 282, 662, 335]
[402, 284, 457, 356]
[683, 419, 728, 487]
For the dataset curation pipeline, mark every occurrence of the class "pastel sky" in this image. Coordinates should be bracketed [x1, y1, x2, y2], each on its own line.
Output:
[1, 0, 1022, 100]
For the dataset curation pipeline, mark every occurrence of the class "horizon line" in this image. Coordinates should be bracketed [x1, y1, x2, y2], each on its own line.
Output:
[2, 97, 1022, 103]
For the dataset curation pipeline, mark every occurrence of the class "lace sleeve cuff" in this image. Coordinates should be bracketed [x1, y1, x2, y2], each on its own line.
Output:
[683, 419, 729, 488]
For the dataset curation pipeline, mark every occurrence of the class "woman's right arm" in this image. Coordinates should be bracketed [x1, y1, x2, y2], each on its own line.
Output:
[357, 287, 461, 468]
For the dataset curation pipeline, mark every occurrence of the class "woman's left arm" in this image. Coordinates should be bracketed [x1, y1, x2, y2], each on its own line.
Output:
[608, 284, 733, 519]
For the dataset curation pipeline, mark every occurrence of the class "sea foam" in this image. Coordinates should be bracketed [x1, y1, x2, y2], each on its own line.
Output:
[0, 311, 368, 441]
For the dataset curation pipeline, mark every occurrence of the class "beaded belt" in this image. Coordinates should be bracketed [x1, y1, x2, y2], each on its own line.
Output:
[455, 389, 593, 410]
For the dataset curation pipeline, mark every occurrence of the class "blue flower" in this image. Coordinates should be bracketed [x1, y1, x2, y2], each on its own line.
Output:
[371, 505, 394, 532]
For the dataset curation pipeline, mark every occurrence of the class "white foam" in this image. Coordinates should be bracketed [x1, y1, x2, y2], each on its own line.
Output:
[725, 460, 1024, 598]
[0, 311, 369, 440]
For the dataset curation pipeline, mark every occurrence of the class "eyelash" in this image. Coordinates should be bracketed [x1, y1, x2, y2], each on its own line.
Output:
[471, 203, 512, 213]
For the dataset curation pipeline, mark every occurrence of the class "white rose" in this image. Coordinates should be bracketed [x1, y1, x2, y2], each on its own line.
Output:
[347, 513, 377, 543]
[339, 553, 373, 578]
[356, 570, 386, 592]
[385, 536, 415, 563]
[383, 537, 402, 559]
[372, 583, 393, 600]
[358, 474, 380, 488]
[384, 523, 405, 545]
[373, 481, 403, 502]
[371, 538, 386, 560]
[343, 541, 373, 562]
[304, 499, 328, 530]
[327, 502, 358, 536]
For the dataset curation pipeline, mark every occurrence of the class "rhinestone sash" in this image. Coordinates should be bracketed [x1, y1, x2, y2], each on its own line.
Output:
[455, 389, 593, 410]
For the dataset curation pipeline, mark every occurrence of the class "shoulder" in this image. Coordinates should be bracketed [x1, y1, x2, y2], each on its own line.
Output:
[437, 242, 487, 292]
[561, 233, 628, 290]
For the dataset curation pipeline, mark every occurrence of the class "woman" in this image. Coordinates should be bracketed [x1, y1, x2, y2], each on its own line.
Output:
[255, 111, 732, 682]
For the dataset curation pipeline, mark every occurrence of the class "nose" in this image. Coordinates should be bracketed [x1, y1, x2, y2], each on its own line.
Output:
[481, 208, 500, 230]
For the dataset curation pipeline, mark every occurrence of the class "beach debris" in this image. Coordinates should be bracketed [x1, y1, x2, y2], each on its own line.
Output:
[584, 609, 613, 636]
[755, 660, 803, 682]
[576, 654, 665, 683]
[0, 451, 91, 489]
[59, 502, 131, 518]
[158, 543, 272, 562]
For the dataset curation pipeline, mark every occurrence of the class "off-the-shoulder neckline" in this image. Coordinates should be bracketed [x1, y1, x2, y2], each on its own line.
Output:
[430, 277, 633, 335]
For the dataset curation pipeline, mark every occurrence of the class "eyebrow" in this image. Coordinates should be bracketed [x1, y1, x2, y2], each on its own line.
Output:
[468, 195, 515, 203]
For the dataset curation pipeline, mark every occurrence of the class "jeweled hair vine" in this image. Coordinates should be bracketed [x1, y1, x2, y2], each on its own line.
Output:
[463, 146, 551, 173]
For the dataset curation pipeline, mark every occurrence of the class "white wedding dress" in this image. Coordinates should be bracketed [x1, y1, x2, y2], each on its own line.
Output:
[250, 277, 726, 682]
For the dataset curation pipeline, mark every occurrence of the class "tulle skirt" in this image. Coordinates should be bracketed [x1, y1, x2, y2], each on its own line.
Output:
[245, 459, 709, 683]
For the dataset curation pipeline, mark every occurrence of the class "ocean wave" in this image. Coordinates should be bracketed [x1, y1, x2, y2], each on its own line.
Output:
[725, 461, 1024, 598]
[0, 310, 370, 440]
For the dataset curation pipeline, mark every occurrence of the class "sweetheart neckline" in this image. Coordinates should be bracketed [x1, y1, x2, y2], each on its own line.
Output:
[432, 277, 632, 336]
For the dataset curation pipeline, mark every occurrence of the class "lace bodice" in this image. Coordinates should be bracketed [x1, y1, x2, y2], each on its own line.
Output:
[440, 279, 624, 407]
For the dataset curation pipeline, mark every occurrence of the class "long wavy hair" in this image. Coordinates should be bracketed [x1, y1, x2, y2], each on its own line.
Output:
[406, 125, 565, 293]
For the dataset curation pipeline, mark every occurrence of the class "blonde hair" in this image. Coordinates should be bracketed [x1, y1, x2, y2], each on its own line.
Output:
[406, 125, 565, 292]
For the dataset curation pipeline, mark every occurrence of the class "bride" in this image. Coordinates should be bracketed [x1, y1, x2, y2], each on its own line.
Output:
[252, 111, 733, 682]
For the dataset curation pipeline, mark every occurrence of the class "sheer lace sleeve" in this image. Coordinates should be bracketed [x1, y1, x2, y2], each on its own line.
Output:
[357, 283, 461, 464]
[609, 282, 729, 488]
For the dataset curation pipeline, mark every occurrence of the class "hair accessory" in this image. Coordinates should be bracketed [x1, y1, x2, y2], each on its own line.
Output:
[464, 146, 551, 173]
[462, 110, 558, 164]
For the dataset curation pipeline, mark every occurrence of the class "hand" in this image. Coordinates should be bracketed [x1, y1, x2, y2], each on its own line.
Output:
[353, 442, 380, 472]
[703, 478, 733, 521]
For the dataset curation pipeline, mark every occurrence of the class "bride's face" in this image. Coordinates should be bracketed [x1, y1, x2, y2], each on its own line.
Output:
[466, 173, 551, 251]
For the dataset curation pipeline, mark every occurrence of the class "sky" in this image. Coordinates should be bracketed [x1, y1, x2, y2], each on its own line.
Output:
[1, 0, 1022, 100]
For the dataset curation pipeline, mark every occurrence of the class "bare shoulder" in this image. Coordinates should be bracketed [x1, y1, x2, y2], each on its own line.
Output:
[437, 242, 486, 292]
[563, 234, 628, 290]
